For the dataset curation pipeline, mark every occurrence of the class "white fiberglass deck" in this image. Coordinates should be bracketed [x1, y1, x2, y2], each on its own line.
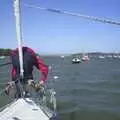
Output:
[0, 98, 51, 120]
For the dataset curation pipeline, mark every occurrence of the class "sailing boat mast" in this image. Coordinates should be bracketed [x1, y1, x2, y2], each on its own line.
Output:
[13, 0, 24, 78]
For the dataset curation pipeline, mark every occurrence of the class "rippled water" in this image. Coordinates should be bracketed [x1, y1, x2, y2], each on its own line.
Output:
[0, 56, 120, 120]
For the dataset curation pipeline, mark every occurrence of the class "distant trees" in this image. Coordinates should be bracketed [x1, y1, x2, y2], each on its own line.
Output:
[0, 48, 12, 56]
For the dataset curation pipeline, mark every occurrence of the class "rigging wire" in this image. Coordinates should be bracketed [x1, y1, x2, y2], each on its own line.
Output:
[23, 4, 120, 26]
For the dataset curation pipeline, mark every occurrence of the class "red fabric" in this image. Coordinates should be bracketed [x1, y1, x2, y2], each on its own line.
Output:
[11, 47, 48, 82]
[35, 56, 48, 82]
[11, 67, 16, 79]
[11, 49, 17, 55]
[11, 49, 17, 80]
[26, 47, 48, 82]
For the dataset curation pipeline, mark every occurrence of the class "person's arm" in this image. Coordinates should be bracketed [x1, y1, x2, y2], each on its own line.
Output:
[26, 47, 48, 83]
[11, 50, 17, 81]
[11, 67, 16, 81]
[35, 56, 48, 82]
[34, 56, 48, 91]
[5, 66, 16, 95]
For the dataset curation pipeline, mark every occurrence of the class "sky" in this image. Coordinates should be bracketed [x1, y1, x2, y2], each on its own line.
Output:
[0, 0, 120, 54]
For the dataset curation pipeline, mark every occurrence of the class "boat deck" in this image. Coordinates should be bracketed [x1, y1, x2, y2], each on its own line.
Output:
[0, 98, 52, 120]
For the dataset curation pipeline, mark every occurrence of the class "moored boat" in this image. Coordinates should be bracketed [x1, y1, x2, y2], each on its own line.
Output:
[0, 0, 57, 119]
[72, 58, 81, 64]
[81, 55, 89, 62]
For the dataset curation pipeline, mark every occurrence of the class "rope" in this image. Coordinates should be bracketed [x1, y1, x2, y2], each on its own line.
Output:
[0, 88, 5, 95]
[23, 4, 120, 26]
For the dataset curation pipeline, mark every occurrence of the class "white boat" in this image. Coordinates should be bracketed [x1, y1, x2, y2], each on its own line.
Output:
[0, 80, 57, 120]
[72, 58, 81, 63]
[0, 0, 57, 119]
[117, 55, 120, 58]
[114, 55, 118, 58]
[81, 55, 89, 62]
[99, 55, 105, 59]
[0, 98, 55, 120]
[107, 55, 112, 58]
[61, 55, 65, 58]
[113, 55, 120, 58]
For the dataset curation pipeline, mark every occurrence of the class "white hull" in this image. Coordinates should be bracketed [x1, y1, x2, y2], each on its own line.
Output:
[0, 98, 54, 120]
[82, 55, 89, 61]
[72, 58, 81, 63]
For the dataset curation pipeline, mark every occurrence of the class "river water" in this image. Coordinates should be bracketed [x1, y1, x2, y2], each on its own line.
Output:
[0, 56, 120, 120]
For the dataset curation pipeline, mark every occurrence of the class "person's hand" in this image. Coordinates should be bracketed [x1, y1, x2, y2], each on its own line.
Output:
[35, 81, 44, 92]
[28, 80, 35, 87]
[39, 81, 44, 86]
[4, 85, 10, 95]
[4, 81, 14, 95]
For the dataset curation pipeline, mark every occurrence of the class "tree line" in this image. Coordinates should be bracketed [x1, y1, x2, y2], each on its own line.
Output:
[0, 48, 12, 56]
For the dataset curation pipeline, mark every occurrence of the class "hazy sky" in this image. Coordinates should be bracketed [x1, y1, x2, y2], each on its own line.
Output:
[1, 0, 120, 54]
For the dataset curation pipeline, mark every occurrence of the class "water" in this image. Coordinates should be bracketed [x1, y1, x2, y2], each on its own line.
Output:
[0, 56, 120, 120]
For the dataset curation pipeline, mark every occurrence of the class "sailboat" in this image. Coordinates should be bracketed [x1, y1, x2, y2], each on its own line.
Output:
[72, 57, 81, 64]
[81, 53, 89, 62]
[0, 0, 57, 120]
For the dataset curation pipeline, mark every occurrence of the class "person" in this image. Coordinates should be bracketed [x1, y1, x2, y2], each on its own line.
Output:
[5, 46, 48, 97]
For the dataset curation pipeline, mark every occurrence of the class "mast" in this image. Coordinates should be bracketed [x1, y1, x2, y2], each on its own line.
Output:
[13, 0, 24, 78]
